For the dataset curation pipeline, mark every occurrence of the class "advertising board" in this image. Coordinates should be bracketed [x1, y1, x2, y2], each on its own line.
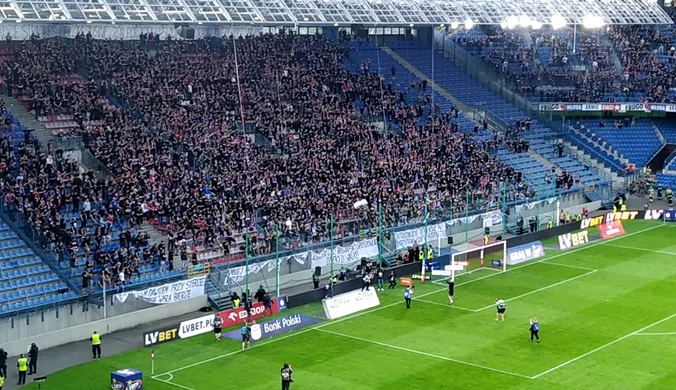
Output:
[322, 289, 380, 320]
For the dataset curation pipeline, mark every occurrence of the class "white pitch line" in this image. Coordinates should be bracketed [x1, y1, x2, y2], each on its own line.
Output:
[316, 328, 532, 379]
[152, 376, 197, 390]
[542, 262, 598, 271]
[531, 311, 676, 379]
[473, 270, 598, 312]
[632, 332, 676, 336]
[603, 244, 676, 256]
[151, 224, 663, 380]
[416, 298, 476, 312]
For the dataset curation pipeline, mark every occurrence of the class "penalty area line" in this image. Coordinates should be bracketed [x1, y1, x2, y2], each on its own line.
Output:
[632, 332, 676, 336]
[316, 328, 532, 379]
[151, 376, 197, 390]
[532, 311, 676, 379]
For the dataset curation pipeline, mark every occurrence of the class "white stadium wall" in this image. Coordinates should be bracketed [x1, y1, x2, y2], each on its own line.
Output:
[0, 295, 207, 356]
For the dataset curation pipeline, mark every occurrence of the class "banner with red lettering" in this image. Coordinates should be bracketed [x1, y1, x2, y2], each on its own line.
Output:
[220, 299, 279, 328]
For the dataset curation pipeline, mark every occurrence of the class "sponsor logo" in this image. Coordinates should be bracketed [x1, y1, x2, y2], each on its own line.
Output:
[601, 104, 622, 112]
[322, 288, 381, 320]
[220, 299, 280, 328]
[178, 314, 214, 339]
[223, 314, 323, 342]
[565, 104, 583, 111]
[111, 369, 142, 390]
[277, 295, 288, 311]
[558, 231, 590, 250]
[625, 103, 645, 111]
[540, 103, 562, 111]
[507, 241, 545, 265]
[399, 277, 412, 287]
[580, 216, 605, 229]
[111, 379, 125, 390]
[411, 274, 431, 280]
[644, 209, 664, 220]
[491, 259, 502, 267]
[599, 220, 626, 240]
[128, 380, 142, 390]
[143, 326, 179, 346]
[606, 211, 639, 222]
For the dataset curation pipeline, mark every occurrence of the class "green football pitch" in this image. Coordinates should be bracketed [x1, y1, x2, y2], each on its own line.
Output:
[23, 220, 676, 390]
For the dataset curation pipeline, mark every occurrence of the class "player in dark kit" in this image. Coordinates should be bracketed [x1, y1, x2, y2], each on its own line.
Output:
[281, 363, 293, 390]
[529, 317, 540, 342]
[213, 314, 223, 342]
[447, 279, 455, 305]
[241, 321, 252, 350]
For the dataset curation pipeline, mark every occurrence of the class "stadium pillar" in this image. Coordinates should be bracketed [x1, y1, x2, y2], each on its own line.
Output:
[323, 27, 339, 43]
[416, 27, 434, 48]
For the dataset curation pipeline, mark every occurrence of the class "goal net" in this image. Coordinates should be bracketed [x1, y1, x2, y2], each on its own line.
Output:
[428, 240, 506, 282]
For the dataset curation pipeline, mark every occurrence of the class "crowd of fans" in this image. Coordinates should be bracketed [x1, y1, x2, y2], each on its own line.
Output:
[453, 22, 676, 103]
[0, 32, 530, 264]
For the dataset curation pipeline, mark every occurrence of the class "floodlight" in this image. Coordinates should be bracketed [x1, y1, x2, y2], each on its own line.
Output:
[465, 19, 474, 29]
[451, 21, 459, 29]
[551, 14, 566, 29]
[500, 21, 507, 29]
[506, 15, 518, 29]
[531, 21, 543, 30]
[519, 15, 531, 27]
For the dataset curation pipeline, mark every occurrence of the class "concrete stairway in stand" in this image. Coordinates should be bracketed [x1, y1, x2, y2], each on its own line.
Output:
[3, 94, 54, 150]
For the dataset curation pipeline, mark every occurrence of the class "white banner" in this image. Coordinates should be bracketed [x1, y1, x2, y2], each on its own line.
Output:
[393, 222, 446, 250]
[310, 238, 378, 269]
[322, 288, 380, 320]
[115, 276, 206, 304]
[515, 198, 556, 215]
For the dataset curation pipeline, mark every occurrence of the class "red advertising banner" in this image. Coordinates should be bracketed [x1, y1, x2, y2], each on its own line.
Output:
[220, 299, 279, 328]
[598, 220, 626, 240]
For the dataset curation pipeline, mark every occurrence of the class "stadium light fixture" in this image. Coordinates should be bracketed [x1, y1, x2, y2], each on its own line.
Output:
[451, 21, 459, 29]
[500, 21, 507, 29]
[551, 14, 566, 29]
[506, 15, 518, 29]
[464, 19, 474, 29]
[519, 15, 530, 27]
[531, 21, 543, 30]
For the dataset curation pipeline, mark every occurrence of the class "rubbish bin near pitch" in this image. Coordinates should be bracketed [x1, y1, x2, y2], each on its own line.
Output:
[111, 368, 143, 390]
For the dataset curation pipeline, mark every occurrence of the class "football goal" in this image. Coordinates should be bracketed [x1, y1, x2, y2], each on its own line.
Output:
[429, 240, 506, 282]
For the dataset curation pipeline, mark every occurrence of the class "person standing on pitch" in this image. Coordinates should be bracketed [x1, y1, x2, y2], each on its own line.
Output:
[241, 321, 251, 350]
[213, 313, 223, 342]
[27, 343, 38, 375]
[496, 298, 506, 321]
[404, 285, 414, 309]
[16, 354, 27, 385]
[0, 348, 7, 379]
[447, 279, 455, 305]
[529, 317, 540, 342]
[281, 363, 293, 390]
[376, 267, 385, 291]
[90, 331, 102, 359]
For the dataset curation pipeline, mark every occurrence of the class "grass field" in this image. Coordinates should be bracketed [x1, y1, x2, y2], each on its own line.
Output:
[23, 220, 676, 390]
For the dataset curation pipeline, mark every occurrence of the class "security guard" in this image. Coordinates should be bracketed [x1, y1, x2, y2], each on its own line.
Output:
[0, 371, 4, 390]
[649, 186, 655, 203]
[547, 219, 553, 229]
[668, 187, 674, 207]
[658, 185, 664, 200]
[16, 354, 27, 385]
[483, 235, 489, 246]
[91, 331, 102, 359]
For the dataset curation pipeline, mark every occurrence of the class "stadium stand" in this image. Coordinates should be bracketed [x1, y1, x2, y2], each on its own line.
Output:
[0, 34, 554, 315]
[389, 44, 605, 191]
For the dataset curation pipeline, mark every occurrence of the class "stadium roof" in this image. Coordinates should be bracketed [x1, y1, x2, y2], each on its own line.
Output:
[0, 0, 672, 26]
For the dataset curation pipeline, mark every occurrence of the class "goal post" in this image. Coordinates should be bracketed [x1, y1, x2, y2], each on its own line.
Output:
[429, 240, 507, 282]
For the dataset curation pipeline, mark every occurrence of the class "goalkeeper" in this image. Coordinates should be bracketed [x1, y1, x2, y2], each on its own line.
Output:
[495, 298, 506, 321]
[529, 317, 540, 342]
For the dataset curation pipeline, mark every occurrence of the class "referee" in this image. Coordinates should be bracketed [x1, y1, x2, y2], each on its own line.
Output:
[529, 317, 540, 342]
[447, 279, 455, 305]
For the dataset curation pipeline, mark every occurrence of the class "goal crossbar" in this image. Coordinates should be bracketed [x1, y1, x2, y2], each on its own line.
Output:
[445, 241, 507, 281]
